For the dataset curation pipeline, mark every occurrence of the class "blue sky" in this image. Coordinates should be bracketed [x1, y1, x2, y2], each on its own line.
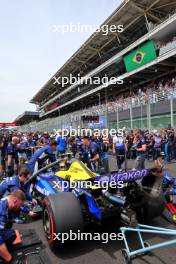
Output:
[0, 0, 122, 122]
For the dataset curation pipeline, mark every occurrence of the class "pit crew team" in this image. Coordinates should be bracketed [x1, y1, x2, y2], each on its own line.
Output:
[0, 127, 176, 262]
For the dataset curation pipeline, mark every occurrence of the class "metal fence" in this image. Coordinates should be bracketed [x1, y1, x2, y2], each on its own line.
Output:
[19, 86, 176, 132]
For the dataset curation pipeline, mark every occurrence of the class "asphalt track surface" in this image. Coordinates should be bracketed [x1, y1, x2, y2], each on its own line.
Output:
[18, 156, 176, 264]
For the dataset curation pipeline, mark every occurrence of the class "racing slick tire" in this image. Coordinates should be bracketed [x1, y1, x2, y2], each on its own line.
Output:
[141, 174, 165, 220]
[42, 192, 83, 247]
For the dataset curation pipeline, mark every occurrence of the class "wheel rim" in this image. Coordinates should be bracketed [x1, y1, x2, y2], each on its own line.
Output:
[43, 207, 52, 239]
[172, 214, 176, 222]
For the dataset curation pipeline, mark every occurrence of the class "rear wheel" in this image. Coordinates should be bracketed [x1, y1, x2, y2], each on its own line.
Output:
[141, 174, 165, 220]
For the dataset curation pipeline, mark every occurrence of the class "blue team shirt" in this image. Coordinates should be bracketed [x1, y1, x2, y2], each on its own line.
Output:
[28, 145, 56, 173]
[7, 143, 18, 160]
[57, 136, 67, 152]
[0, 199, 16, 245]
[0, 176, 31, 214]
[136, 136, 146, 157]
[80, 141, 100, 169]
[0, 176, 29, 198]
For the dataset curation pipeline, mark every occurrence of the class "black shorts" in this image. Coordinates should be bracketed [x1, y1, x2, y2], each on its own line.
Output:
[0, 152, 6, 166]
[153, 148, 161, 161]
[115, 148, 125, 157]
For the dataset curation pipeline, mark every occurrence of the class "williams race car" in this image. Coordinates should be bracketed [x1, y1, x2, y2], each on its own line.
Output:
[26, 159, 165, 246]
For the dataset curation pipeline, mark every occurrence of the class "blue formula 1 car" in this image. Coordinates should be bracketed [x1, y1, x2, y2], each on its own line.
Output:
[26, 159, 165, 247]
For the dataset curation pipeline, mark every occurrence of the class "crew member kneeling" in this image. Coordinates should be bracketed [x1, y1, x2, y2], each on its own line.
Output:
[0, 190, 26, 263]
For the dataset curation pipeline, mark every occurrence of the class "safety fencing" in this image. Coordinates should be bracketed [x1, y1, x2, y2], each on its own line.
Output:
[19, 87, 176, 132]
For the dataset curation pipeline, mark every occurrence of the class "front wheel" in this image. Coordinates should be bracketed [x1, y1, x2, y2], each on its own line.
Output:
[42, 192, 83, 247]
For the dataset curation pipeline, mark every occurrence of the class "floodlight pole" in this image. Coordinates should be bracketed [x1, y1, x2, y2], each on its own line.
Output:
[97, 93, 101, 129]
[130, 98, 133, 129]
[140, 103, 143, 129]
[116, 107, 119, 129]
[147, 90, 151, 131]
[105, 87, 108, 128]
[170, 91, 174, 128]
[148, 102, 151, 131]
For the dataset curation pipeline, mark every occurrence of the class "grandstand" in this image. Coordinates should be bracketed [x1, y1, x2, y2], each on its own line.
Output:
[15, 111, 39, 126]
[18, 0, 176, 131]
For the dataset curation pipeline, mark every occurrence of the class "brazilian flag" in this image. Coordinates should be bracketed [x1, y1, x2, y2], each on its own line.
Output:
[123, 40, 157, 72]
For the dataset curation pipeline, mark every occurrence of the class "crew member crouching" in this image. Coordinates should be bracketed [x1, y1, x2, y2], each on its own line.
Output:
[0, 190, 26, 262]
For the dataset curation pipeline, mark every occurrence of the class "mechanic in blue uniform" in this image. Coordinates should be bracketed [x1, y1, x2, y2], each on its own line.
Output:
[80, 136, 100, 172]
[39, 131, 50, 146]
[163, 171, 176, 191]
[0, 134, 8, 178]
[100, 138, 110, 173]
[56, 132, 67, 155]
[28, 140, 57, 174]
[18, 136, 28, 164]
[0, 166, 36, 217]
[164, 127, 175, 163]
[93, 136, 109, 173]
[162, 170, 176, 202]
[25, 133, 37, 160]
[7, 137, 19, 176]
[67, 137, 78, 157]
[113, 132, 126, 171]
[0, 190, 26, 262]
[150, 166, 176, 202]
[133, 129, 147, 169]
